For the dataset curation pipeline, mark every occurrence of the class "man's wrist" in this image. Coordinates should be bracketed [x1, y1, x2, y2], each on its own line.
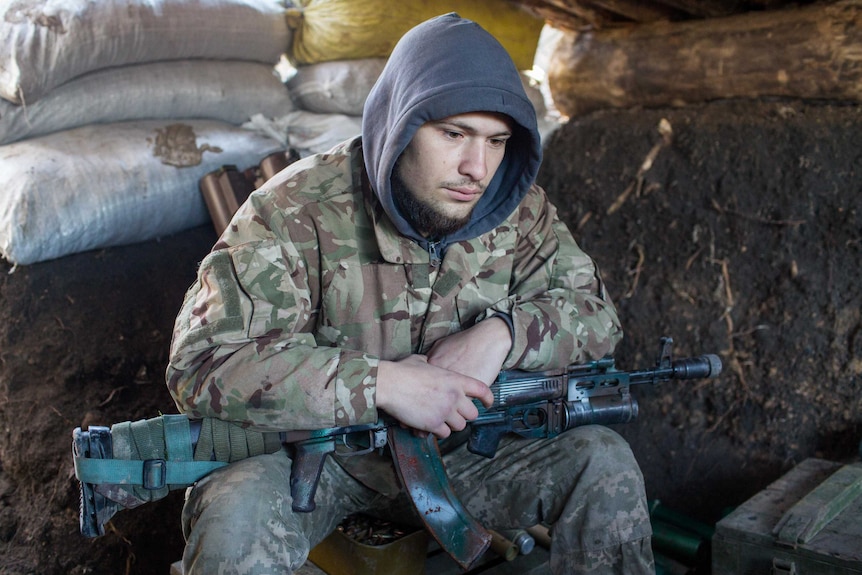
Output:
[486, 312, 514, 344]
[481, 314, 514, 358]
[375, 359, 394, 412]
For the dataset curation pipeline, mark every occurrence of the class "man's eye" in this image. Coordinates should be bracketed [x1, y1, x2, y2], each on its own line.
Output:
[488, 138, 508, 148]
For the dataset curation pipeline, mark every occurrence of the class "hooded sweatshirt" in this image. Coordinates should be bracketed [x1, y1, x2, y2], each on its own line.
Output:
[362, 13, 543, 252]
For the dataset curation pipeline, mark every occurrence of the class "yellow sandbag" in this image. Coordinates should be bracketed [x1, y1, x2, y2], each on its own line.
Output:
[286, 0, 545, 70]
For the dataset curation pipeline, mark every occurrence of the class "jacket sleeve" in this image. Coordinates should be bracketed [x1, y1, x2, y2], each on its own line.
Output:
[165, 198, 379, 432]
[480, 184, 623, 370]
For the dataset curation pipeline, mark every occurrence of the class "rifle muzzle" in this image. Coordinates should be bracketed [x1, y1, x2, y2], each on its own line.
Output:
[672, 354, 722, 380]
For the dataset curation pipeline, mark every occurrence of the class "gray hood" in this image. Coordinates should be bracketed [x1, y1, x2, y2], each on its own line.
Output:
[361, 13, 542, 249]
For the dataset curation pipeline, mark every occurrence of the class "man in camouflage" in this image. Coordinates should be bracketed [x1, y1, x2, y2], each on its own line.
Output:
[167, 13, 655, 575]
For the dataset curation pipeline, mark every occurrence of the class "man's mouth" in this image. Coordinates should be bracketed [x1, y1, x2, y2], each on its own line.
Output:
[445, 186, 482, 202]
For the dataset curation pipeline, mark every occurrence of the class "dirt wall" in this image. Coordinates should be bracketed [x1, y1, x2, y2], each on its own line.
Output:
[538, 98, 862, 521]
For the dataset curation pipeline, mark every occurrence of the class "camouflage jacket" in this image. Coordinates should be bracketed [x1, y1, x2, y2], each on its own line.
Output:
[167, 137, 622, 433]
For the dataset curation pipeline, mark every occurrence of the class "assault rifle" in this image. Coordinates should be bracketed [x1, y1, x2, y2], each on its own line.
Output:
[73, 337, 720, 570]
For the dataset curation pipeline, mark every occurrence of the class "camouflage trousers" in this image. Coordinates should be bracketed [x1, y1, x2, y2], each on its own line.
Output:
[180, 425, 655, 575]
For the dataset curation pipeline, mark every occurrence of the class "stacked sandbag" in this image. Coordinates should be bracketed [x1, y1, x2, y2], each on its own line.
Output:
[0, 0, 289, 105]
[0, 60, 296, 146]
[0, 0, 294, 266]
[239, 56, 381, 157]
[286, 57, 387, 117]
[0, 121, 284, 266]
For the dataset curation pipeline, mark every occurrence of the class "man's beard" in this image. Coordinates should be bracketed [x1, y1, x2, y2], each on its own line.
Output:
[391, 170, 475, 238]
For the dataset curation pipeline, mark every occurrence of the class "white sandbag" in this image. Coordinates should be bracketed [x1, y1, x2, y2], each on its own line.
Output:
[0, 120, 283, 265]
[243, 111, 362, 157]
[0, 0, 290, 104]
[0, 60, 294, 145]
[287, 58, 386, 116]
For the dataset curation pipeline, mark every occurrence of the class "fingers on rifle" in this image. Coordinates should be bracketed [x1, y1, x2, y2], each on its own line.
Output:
[433, 422, 452, 439]
[469, 378, 495, 408]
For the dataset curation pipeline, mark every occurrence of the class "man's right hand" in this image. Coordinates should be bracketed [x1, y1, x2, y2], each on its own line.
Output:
[376, 355, 494, 439]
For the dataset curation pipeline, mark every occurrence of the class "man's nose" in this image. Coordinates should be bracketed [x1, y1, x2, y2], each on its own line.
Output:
[459, 141, 488, 181]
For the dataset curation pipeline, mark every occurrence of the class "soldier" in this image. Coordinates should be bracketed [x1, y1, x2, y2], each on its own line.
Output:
[167, 13, 655, 575]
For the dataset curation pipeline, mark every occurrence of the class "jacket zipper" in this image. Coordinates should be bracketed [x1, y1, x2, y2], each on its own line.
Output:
[427, 240, 442, 268]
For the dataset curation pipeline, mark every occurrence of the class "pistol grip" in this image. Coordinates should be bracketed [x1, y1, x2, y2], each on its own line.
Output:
[467, 422, 508, 458]
[288, 438, 334, 512]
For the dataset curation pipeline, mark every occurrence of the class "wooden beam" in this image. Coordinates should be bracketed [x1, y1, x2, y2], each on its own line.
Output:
[516, 0, 610, 28]
[651, 0, 747, 18]
[584, 0, 683, 22]
[547, 0, 862, 118]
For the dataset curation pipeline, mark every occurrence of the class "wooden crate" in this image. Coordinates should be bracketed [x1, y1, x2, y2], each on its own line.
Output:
[713, 458, 862, 575]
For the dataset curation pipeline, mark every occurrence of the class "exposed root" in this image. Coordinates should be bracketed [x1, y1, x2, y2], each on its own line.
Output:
[575, 210, 593, 233]
[624, 242, 645, 298]
[99, 387, 124, 407]
[608, 118, 673, 215]
[710, 199, 805, 227]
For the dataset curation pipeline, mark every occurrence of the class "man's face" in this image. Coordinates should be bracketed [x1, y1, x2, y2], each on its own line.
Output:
[393, 112, 513, 238]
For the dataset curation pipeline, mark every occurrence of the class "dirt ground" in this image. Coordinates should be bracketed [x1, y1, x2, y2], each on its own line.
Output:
[0, 98, 860, 575]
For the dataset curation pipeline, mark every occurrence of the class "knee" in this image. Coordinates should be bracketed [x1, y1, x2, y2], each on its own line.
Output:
[564, 425, 643, 483]
[184, 453, 292, 533]
[182, 453, 306, 573]
[554, 427, 652, 551]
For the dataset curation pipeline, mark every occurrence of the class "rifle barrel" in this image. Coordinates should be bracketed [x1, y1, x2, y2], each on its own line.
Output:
[628, 354, 722, 386]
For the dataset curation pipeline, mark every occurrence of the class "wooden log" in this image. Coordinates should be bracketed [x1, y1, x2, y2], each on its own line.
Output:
[547, 0, 862, 118]
[515, 0, 800, 29]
